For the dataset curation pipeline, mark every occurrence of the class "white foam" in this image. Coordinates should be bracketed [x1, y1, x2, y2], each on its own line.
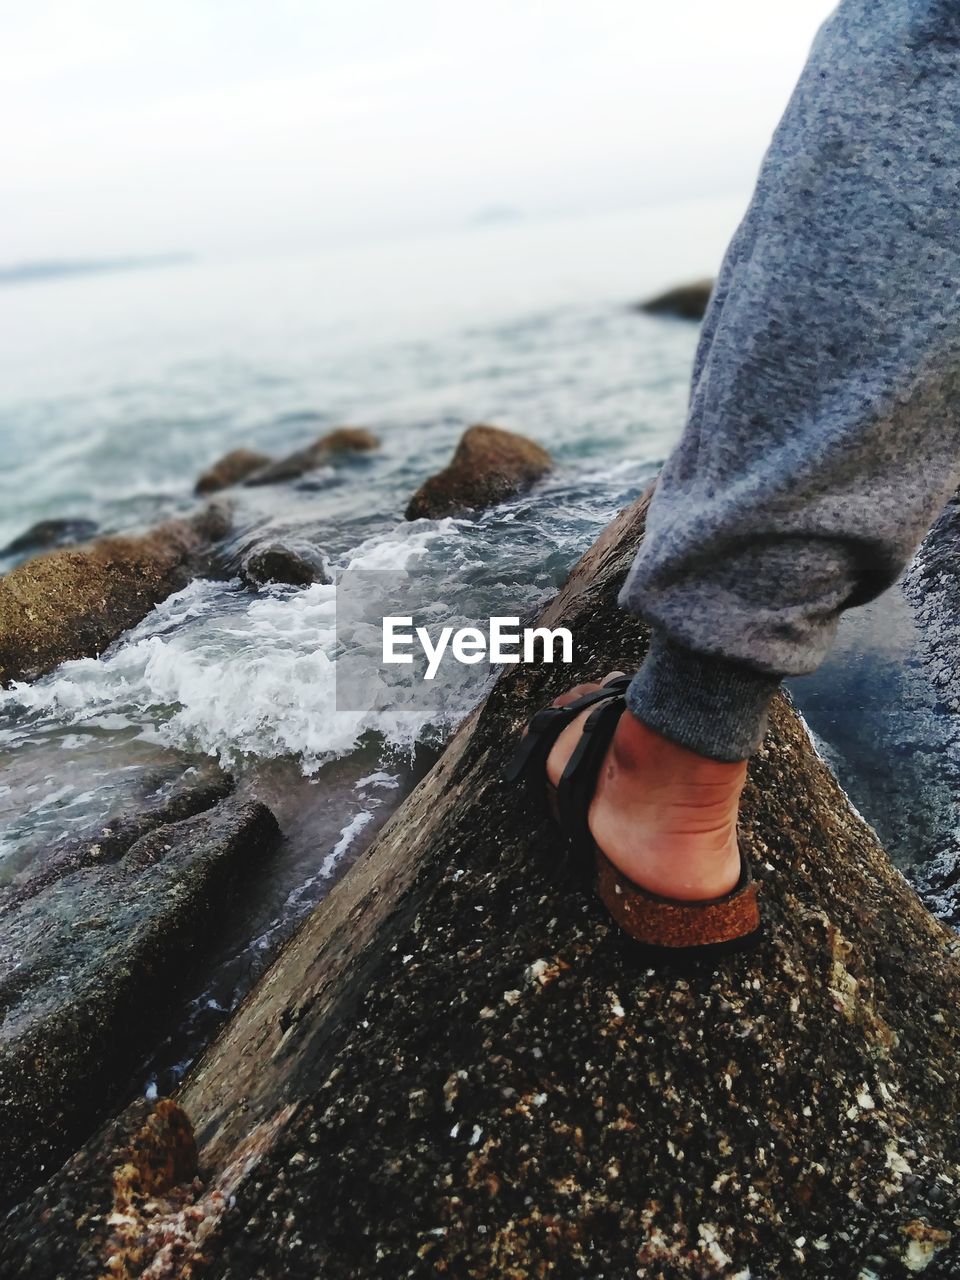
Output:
[0, 522, 467, 774]
[320, 809, 375, 877]
[344, 518, 460, 572]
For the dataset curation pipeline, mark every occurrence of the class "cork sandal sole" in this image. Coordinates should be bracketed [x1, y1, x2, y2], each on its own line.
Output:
[507, 685, 762, 963]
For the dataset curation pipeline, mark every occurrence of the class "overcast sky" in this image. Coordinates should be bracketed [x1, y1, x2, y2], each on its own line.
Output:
[2, 1, 837, 261]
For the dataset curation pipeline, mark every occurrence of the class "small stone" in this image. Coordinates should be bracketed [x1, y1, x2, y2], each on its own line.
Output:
[525, 958, 562, 987]
[239, 543, 327, 589]
[408, 1090, 429, 1120]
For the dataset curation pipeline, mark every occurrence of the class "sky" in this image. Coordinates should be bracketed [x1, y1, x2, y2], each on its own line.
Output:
[1, 1, 837, 261]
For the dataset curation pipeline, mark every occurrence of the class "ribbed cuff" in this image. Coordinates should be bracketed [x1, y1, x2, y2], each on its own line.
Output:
[625, 633, 780, 762]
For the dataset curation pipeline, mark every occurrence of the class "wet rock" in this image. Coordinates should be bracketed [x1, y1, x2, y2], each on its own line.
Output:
[240, 542, 328, 589]
[405, 424, 553, 520]
[214, 526, 329, 589]
[0, 517, 98, 558]
[245, 427, 380, 486]
[0, 504, 230, 687]
[196, 447, 272, 495]
[3, 767, 235, 910]
[900, 491, 960, 898]
[914, 846, 960, 927]
[12, 493, 960, 1277]
[0, 796, 280, 1211]
[42, 489, 949, 1279]
[903, 491, 960, 720]
[1, 1098, 199, 1280]
[637, 277, 713, 320]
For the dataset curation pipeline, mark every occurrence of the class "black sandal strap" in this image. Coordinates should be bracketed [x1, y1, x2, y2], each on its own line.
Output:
[503, 682, 627, 784]
[555, 696, 625, 856]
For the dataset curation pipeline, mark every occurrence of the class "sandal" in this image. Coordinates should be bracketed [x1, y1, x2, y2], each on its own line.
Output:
[505, 678, 762, 961]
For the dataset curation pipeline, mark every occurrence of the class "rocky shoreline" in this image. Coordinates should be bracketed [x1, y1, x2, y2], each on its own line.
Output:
[3, 392, 960, 1276]
[0, 420, 558, 1222]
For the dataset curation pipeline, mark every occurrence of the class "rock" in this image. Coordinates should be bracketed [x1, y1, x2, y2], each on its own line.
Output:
[1, 1098, 199, 1280]
[245, 427, 380, 486]
[900, 489, 960, 914]
[405, 424, 553, 520]
[637, 277, 713, 320]
[240, 542, 328, 589]
[3, 767, 235, 910]
[23, 489, 960, 1276]
[903, 490, 960, 719]
[314, 426, 381, 455]
[0, 504, 230, 687]
[0, 796, 280, 1210]
[913, 846, 960, 926]
[196, 448, 272, 495]
[1, 517, 98, 558]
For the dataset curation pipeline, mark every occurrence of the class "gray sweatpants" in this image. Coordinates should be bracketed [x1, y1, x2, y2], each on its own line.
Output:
[621, 0, 960, 761]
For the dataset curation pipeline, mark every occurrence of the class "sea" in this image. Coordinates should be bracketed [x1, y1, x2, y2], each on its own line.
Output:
[1, 196, 955, 1088]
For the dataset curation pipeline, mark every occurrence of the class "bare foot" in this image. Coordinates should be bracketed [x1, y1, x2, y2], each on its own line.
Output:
[545, 673, 745, 901]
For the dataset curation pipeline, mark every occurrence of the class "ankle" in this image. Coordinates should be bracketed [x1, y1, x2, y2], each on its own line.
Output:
[610, 709, 747, 786]
[588, 711, 746, 899]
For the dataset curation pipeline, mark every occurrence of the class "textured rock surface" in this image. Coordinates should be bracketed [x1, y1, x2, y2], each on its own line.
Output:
[1, 1098, 200, 1280]
[195, 448, 272, 495]
[8, 493, 960, 1278]
[405, 424, 553, 520]
[239, 541, 328, 588]
[0, 505, 230, 686]
[901, 490, 960, 920]
[638, 277, 714, 321]
[172, 495, 960, 1279]
[0, 517, 98, 558]
[244, 427, 380, 486]
[0, 796, 280, 1211]
[2, 768, 235, 910]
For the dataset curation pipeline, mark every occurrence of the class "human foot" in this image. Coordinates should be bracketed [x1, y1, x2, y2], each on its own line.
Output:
[544, 673, 746, 901]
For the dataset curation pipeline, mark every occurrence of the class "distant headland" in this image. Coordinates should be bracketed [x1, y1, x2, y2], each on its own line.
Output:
[0, 253, 193, 287]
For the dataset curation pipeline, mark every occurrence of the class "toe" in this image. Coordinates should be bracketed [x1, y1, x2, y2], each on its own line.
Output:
[552, 681, 602, 707]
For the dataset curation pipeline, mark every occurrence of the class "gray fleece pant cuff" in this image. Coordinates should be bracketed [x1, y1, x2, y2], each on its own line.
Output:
[625, 633, 780, 762]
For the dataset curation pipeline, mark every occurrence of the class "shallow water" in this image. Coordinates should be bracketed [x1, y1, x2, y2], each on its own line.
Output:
[787, 584, 960, 872]
[1, 199, 957, 1087]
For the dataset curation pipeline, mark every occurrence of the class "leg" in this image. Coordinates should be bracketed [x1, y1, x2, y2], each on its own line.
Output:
[624, 0, 960, 761]
[551, 0, 960, 900]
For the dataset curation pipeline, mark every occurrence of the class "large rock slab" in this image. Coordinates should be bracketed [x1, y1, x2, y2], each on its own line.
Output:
[0, 505, 230, 686]
[170, 495, 960, 1279]
[8, 493, 960, 1278]
[0, 795, 280, 1211]
[405, 424, 553, 520]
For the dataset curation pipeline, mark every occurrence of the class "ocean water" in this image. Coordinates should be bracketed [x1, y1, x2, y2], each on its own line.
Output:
[1, 197, 956, 1083]
[0, 202, 732, 859]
